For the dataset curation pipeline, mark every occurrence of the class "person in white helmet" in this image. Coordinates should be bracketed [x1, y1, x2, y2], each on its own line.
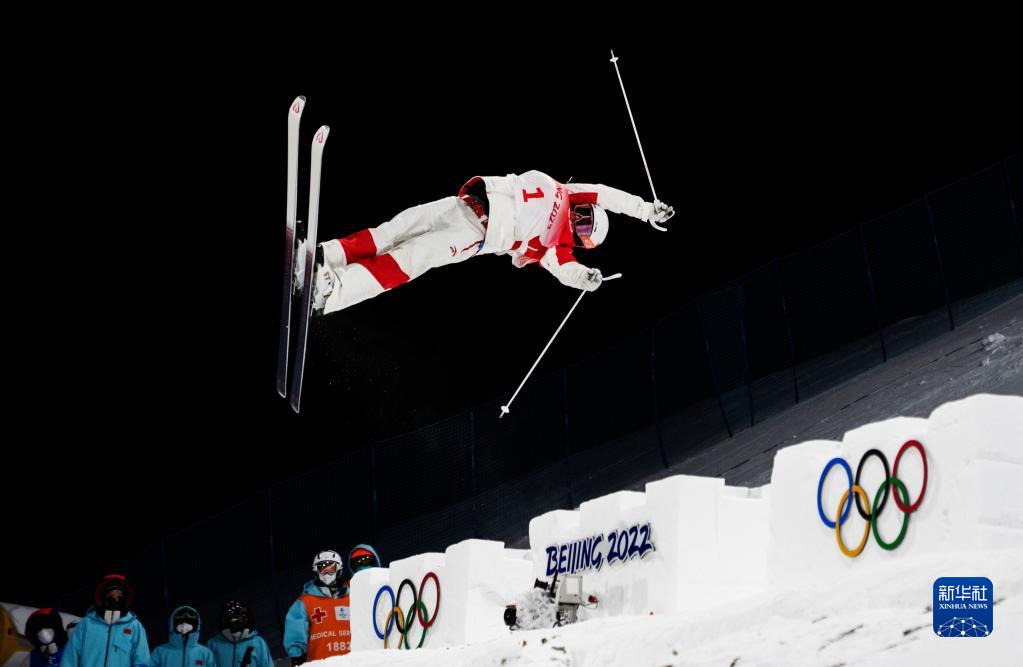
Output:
[302, 170, 674, 314]
[283, 550, 352, 663]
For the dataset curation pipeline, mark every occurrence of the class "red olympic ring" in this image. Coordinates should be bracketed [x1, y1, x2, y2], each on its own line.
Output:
[417, 571, 440, 629]
[891, 439, 928, 513]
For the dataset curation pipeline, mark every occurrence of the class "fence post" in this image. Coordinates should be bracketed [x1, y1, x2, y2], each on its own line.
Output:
[1004, 159, 1023, 276]
[369, 442, 380, 541]
[562, 368, 575, 509]
[735, 287, 755, 427]
[160, 537, 170, 612]
[650, 327, 669, 469]
[695, 298, 733, 438]
[924, 194, 956, 330]
[469, 411, 481, 538]
[266, 487, 284, 630]
[775, 259, 800, 404]
[858, 223, 888, 362]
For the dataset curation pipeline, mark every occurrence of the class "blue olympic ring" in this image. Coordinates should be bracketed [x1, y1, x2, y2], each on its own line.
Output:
[817, 457, 853, 528]
[371, 585, 395, 640]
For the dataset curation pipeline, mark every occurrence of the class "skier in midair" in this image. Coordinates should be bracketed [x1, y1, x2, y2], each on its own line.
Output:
[301, 170, 674, 314]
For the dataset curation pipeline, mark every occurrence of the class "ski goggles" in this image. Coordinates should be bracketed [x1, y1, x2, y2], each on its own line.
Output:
[315, 561, 340, 574]
[570, 204, 598, 248]
[350, 553, 378, 572]
[173, 608, 199, 625]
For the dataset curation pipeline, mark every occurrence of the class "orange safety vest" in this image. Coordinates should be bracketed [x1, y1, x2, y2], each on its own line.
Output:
[300, 593, 351, 658]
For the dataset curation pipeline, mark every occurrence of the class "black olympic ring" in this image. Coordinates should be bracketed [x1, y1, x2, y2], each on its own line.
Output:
[854, 448, 891, 520]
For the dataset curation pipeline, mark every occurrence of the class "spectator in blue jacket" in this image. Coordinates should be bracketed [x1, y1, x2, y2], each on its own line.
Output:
[206, 601, 271, 667]
[149, 606, 214, 667]
[25, 608, 68, 667]
[61, 574, 151, 667]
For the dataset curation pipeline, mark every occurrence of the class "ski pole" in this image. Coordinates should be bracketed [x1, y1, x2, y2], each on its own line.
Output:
[609, 50, 675, 231]
[500, 273, 623, 418]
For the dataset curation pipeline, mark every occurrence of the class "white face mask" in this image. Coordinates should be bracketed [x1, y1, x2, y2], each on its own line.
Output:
[175, 623, 194, 636]
[318, 571, 338, 585]
[37, 629, 55, 646]
[102, 610, 122, 625]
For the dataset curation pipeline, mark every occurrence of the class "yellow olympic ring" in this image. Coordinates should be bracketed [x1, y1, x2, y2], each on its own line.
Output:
[835, 485, 871, 557]
[382, 606, 405, 649]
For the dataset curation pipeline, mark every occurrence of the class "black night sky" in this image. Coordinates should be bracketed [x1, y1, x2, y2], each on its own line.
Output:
[6, 36, 1019, 608]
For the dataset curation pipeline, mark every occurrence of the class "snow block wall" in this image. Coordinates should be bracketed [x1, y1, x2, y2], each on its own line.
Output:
[349, 540, 532, 651]
[347, 394, 1022, 650]
[769, 393, 1023, 588]
[528, 474, 770, 615]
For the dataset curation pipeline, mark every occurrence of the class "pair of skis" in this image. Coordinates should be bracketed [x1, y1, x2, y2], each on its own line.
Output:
[276, 96, 330, 413]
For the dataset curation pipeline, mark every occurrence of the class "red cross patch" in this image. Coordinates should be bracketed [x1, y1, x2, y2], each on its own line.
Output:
[311, 607, 327, 624]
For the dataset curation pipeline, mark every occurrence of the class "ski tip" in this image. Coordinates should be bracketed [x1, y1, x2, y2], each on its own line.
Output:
[291, 96, 306, 115]
[313, 125, 330, 145]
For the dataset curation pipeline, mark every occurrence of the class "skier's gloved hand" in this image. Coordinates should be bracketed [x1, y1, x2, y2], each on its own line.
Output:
[290, 655, 306, 667]
[651, 200, 674, 223]
[581, 268, 603, 292]
[555, 261, 603, 292]
[638, 200, 674, 224]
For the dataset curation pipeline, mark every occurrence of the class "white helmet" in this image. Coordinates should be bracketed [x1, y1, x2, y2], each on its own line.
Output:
[570, 203, 609, 248]
[312, 550, 343, 585]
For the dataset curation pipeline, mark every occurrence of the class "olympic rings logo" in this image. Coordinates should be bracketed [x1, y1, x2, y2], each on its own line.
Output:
[372, 572, 440, 649]
[816, 440, 928, 557]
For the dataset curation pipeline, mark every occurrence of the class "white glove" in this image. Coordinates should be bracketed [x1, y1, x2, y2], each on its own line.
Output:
[639, 199, 674, 224]
[580, 267, 602, 292]
[552, 261, 603, 291]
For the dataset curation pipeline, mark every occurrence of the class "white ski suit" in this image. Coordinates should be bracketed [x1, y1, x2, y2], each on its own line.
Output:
[319, 170, 655, 314]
